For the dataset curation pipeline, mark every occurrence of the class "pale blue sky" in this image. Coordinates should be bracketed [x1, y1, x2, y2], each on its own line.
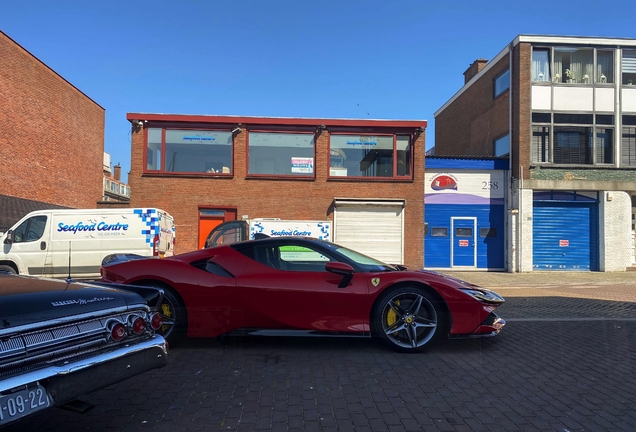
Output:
[2, 0, 633, 182]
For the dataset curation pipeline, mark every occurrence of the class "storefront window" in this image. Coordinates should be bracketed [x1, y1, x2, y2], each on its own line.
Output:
[248, 132, 315, 177]
[329, 134, 410, 178]
[165, 130, 232, 173]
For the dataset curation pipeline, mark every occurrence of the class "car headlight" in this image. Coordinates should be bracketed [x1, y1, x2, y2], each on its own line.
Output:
[460, 288, 505, 304]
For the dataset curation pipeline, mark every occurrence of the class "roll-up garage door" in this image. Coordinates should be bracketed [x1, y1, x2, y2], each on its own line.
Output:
[533, 201, 599, 270]
[334, 200, 404, 264]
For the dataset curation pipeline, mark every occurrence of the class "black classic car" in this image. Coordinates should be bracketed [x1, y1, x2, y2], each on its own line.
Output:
[0, 273, 168, 426]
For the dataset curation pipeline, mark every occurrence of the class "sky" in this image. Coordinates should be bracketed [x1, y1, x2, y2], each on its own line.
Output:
[2, 0, 634, 183]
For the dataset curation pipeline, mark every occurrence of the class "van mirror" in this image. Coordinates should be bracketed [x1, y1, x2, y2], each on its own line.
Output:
[4, 230, 13, 244]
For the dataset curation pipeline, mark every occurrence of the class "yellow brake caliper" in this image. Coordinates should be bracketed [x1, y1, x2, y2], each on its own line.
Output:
[387, 300, 399, 334]
[161, 302, 172, 332]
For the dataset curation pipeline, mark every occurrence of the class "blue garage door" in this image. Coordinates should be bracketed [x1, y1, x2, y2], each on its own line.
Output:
[533, 198, 599, 271]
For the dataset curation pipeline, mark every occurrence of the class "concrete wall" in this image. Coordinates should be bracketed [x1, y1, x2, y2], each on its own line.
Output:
[600, 191, 632, 271]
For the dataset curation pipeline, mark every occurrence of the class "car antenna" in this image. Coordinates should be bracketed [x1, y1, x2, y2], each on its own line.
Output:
[66, 241, 73, 283]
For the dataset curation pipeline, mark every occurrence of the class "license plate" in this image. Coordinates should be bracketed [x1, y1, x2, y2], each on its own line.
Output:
[0, 384, 50, 425]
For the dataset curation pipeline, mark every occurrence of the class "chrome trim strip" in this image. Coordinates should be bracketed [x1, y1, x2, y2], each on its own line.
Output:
[0, 335, 167, 394]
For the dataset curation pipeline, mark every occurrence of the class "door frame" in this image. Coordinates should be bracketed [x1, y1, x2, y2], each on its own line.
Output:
[450, 217, 477, 269]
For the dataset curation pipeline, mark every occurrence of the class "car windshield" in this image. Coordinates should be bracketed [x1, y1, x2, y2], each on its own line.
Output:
[321, 242, 397, 271]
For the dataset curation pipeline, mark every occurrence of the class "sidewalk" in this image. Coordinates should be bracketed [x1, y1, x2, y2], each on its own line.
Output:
[443, 269, 636, 288]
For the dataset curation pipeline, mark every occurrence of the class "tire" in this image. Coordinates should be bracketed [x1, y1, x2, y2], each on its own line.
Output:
[372, 286, 445, 353]
[0, 264, 17, 274]
[137, 282, 187, 346]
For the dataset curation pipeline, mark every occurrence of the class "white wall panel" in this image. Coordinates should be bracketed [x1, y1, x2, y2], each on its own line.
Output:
[595, 88, 615, 112]
[531, 85, 552, 110]
[622, 87, 636, 113]
[553, 86, 593, 111]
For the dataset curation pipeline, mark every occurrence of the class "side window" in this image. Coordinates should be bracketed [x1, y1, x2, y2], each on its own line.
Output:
[13, 216, 47, 243]
[249, 244, 333, 272]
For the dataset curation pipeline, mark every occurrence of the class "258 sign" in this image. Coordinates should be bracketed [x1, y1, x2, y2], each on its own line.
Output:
[482, 181, 499, 190]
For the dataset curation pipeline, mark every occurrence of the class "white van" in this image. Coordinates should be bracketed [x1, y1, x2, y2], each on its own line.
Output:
[204, 218, 331, 248]
[0, 208, 175, 279]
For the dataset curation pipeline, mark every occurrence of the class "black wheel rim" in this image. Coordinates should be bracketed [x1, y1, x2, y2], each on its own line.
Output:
[157, 296, 177, 340]
[381, 292, 438, 349]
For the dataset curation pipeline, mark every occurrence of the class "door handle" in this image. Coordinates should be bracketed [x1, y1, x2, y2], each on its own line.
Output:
[40, 241, 46, 250]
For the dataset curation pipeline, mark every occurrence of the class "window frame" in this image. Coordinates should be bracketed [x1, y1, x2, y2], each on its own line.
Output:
[246, 129, 317, 179]
[143, 126, 234, 176]
[530, 112, 616, 166]
[531, 46, 616, 85]
[493, 69, 510, 98]
[327, 131, 414, 180]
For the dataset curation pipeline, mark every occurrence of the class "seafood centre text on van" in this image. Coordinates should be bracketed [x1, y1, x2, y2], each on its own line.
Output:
[57, 221, 129, 234]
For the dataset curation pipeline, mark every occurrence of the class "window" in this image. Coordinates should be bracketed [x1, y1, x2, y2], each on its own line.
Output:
[622, 50, 636, 85]
[554, 48, 593, 84]
[532, 48, 551, 82]
[622, 126, 636, 166]
[12, 216, 47, 243]
[494, 69, 510, 97]
[248, 132, 314, 177]
[532, 126, 550, 163]
[480, 228, 497, 238]
[166, 130, 232, 174]
[597, 50, 614, 84]
[494, 134, 510, 157]
[455, 228, 473, 237]
[431, 228, 448, 237]
[147, 128, 162, 170]
[329, 134, 411, 178]
[532, 112, 615, 165]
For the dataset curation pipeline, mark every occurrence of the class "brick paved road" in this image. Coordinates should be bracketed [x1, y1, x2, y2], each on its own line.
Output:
[4, 284, 636, 432]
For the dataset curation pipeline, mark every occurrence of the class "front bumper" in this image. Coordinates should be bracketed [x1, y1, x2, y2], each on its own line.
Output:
[0, 334, 168, 404]
[449, 312, 506, 339]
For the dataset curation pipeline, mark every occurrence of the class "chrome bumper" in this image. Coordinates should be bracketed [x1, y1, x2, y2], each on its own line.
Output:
[0, 334, 168, 404]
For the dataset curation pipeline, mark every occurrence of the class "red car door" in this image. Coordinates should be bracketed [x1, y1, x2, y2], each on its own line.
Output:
[237, 243, 371, 333]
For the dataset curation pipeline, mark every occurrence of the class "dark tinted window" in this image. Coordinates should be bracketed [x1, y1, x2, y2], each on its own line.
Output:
[480, 228, 497, 238]
[431, 228, 448, 237]
[532, 112, 551, 123]
[455, 228, 473, 237]
[623, 115, 636, 126]
[554, 114, 593, 124]
[13, 215, 47, 243]
[596, 115, 614, 125]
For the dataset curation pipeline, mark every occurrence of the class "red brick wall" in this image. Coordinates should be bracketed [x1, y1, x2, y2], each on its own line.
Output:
[435, 53, 511, 157]
[513, 43, 532, 180]
[0, 31, 104, 208]
[128, 123, 426, 268]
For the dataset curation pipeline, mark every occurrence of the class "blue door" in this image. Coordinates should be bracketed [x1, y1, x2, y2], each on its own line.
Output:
[533, 201, 599, 270]
[452, 218, 476, 268]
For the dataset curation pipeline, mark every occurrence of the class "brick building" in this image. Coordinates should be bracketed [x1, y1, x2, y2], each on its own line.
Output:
[434, 35, 636, 272]
[0, 30, 105, 228]
[126, 113, 426, 268]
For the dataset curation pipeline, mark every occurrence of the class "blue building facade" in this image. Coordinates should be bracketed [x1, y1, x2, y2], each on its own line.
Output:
[424, 157, 508, 270]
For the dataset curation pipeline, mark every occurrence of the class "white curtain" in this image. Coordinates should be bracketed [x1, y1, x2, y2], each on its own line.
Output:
[571, 50, 594, 84]
[597, 51, 613, 83]
[553, 51, 563, 82]
[532, 49, 550, 82]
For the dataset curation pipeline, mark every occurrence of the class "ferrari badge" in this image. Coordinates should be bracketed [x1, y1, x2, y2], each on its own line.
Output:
[371, 278, 380, 286]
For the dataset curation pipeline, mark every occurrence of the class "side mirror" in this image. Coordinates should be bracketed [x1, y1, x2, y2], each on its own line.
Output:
[325, 262, 354, 288]
[4, 230, 13, 244]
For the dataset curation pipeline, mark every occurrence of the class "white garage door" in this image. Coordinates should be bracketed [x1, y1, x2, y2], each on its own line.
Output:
[334, 200, 404, 264]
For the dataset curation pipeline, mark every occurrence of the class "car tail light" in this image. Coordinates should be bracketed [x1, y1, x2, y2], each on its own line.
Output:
[150, 313, 163, 330]
[152, 235, 160, 256]
[131, 316, 146, 334]
[110, 323, 126, 341]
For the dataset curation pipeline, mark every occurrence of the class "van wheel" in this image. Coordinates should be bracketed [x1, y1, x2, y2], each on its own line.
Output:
[0, 265, 17, 274]
[136, 281, 187, 346]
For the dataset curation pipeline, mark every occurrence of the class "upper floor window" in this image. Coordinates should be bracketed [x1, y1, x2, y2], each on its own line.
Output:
[555, 48, 593, 84]
[146, 128, 233, 174]
[531, 112, 614, 165]
[532, 47, 613, 84]
[329, 134, 411, 179]
[248, 132, 315, 177]
[494, 69, 510, 98]
[494, 134, 510, 157]
[532, 48, 551, 82]
[622, 50, 636, 86]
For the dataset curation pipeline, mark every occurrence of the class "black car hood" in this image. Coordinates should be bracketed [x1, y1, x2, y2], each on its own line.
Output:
[0, 274, 147, 330]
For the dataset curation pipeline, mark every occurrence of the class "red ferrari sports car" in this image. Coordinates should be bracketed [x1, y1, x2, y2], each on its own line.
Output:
[100, 237, 505, 352]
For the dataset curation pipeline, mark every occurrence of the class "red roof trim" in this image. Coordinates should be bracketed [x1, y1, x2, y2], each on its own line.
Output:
[126, 113, 427, 129]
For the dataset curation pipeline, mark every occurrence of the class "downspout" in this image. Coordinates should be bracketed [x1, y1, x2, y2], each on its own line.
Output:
[508, 40, 518, 272]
